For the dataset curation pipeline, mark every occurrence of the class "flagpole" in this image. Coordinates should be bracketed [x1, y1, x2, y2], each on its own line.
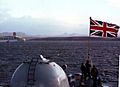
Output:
[87, 17, 93, 66]
[118, 55, 120, 87]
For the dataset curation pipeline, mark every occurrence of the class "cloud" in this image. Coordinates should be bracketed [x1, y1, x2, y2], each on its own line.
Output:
[0, 16, 88, 36]
[106, 0, 120, 8]
[0, 7, 88, 36]
[0, 9, 11, 23]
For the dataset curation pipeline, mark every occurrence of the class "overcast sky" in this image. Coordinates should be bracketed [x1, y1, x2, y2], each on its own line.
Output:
[0, 0, 120, 36]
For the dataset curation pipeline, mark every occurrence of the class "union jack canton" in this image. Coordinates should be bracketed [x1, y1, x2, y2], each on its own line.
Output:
[90, 17, 119, 37]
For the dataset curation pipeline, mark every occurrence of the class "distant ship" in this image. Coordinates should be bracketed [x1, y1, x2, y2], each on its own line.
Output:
[0, 32, 26, 42]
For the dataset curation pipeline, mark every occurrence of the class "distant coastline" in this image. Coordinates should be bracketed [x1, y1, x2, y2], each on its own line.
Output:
[28, 36, 120, 41]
